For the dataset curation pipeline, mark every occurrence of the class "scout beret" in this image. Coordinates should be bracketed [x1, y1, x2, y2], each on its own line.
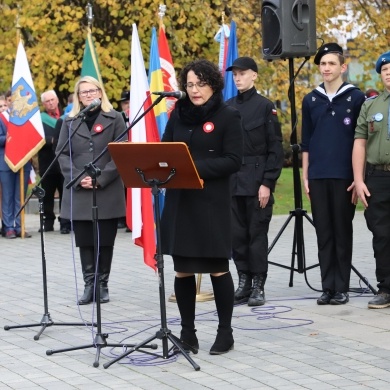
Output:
[375, 51, 390, 74]
[313, 43, 343, 65]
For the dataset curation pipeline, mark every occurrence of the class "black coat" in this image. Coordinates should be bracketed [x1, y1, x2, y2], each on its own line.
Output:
[160, 96, 243, 259]
[227, 87, 284, 195]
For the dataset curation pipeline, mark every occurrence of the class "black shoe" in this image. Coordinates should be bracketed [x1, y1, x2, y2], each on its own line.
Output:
[173, 331, 199, 354]
[78, 286, 94, 305]
[100, 285, 110, 303]
[330, 292, 349, 305]
[247, 274, 266, 306]
[317, 291, 333, 305]
[234, 272, 252, 304]
[60, 227, 70, 234]
[248, 289, 265, 306]
[209, 328, 234, 355]
[368, 292, 390, 309]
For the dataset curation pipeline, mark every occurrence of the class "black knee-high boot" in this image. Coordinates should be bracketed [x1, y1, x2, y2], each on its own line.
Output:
[79, 246, 96, 305]
[99, 246, 113, 303]
[210, 272, 234, 355]
[174, 275, 199, 353]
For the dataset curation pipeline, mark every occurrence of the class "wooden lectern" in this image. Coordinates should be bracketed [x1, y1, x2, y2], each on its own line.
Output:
[107, 142, 203, 190]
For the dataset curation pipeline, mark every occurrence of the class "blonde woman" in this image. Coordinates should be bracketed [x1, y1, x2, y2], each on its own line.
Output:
[56, 76, 127, 305]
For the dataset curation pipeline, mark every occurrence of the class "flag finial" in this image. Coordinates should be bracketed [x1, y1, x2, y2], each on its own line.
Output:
[86, 3, 94, 29]
[158, 4, 166, 28]
[158, 4, 167, 19]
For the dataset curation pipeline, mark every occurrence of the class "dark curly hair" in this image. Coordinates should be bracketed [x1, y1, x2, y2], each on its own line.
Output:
[179, 59, 224, 94]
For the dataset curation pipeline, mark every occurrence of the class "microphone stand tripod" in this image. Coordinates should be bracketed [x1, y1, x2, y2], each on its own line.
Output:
[4, 117, 96, 340]
[268, 58, 376, 295]
[47, 164, 157, 367]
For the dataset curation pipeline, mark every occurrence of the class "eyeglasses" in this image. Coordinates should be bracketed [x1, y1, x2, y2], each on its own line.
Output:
[184, 81, 208, 90]
[78, 88, 100, 97]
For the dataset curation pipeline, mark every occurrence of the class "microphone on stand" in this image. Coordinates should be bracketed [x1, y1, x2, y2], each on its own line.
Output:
[152, 91, 187, 99]
[75, 98, 101, 118]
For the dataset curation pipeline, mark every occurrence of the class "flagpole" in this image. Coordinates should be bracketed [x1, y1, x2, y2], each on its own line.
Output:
[16, 8, 27, 238]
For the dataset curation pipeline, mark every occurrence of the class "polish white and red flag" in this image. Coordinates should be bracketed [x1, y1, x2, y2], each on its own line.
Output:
[126, 24, 160, 270]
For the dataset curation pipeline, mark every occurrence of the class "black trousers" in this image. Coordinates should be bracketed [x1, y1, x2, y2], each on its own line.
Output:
[364, 173, 390, 294]
[309, 179, 355, 293]
[232, 195, 273, 274]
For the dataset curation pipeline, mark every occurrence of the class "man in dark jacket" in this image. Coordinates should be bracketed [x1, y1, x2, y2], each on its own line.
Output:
[39, 90, 70, 233]
[226, 57, 284, 306]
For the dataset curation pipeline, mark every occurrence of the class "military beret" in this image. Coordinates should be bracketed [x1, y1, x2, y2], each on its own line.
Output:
[119, 90, 130, 102]
[375, 51, 390, 74]
[226, 57, 258, 72]
[313, 43, 343, 65]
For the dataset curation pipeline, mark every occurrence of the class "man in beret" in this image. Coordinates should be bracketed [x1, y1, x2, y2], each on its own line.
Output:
[226, 57, 284, 306]
[353, 50, 390, 309]
[301, 43, 365, 305]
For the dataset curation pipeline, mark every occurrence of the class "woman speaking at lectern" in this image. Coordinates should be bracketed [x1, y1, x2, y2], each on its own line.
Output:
[160, 59, 243, 355]
[56, 76, 126, 305]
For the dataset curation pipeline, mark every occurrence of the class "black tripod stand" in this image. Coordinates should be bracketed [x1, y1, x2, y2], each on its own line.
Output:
[268, 58, 318, 288]
[268, 58, 376, 294]
[4, 119, 96, 340]
[103, 142, 202, 371]
[46, 162, 157, 367]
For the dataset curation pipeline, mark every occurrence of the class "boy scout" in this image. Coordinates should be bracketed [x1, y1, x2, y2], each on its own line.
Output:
[353, 50, 390, 309]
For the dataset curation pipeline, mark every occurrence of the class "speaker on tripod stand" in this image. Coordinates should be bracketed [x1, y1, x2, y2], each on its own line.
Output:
[261, 0, 377, 296]
[261, 0, 318, 287]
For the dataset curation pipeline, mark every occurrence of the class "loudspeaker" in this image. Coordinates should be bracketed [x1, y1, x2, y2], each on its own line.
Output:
[261, 0, 317, 60]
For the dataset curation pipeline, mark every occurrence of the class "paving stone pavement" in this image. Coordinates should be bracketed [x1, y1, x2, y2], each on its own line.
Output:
[0, 211, 389, 389]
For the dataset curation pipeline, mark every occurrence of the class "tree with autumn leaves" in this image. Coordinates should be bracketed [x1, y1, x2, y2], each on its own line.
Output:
[0, 0, 389, 145]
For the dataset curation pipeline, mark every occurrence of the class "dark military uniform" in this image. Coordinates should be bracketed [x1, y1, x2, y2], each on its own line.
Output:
[227, 87, 283, 278]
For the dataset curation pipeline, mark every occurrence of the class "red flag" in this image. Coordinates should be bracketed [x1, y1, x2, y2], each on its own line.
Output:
[158, 25, 178, 116]
[5, 41, 45, 172]
[126, 24, 160, 271]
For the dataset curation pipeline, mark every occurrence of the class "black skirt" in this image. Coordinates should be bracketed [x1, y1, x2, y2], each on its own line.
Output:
[73, 218, 118, 247]
[172, 255, 229, 273]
